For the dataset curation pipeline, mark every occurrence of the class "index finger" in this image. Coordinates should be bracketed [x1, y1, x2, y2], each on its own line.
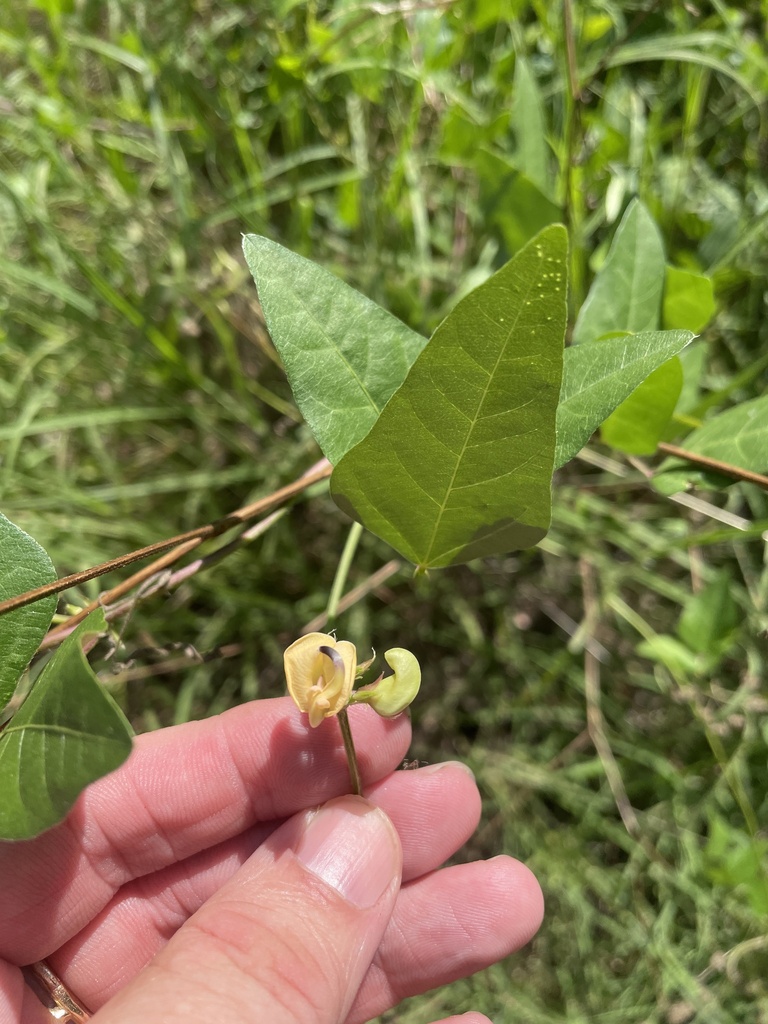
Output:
[0, 697, 411, 963]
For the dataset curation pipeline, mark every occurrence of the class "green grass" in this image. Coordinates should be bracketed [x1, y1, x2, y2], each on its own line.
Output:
[2, 1, 767, 1021]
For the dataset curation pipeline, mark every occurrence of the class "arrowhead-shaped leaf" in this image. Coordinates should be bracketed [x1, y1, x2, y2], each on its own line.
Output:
[555, 330, 694, 468]
[0, 513, 57, 714]
[573, 199, 665, 343]
[0, 608, 133, 840]
[242, 235, 427, 465]
[331, 226, 568, 569]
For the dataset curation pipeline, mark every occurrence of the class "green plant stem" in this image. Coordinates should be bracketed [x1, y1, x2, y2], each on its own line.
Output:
[326, 520, 363, 629]
[326, 520, 364, 794]
[561, 0, 585, 313]
[338, 707, 362, 796]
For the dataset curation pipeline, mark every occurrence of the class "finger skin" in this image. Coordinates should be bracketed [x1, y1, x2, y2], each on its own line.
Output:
[0, 699, 410, 964]
[431, 1017, 494, 1024]
[61, 858, 540, 1024]
[0, 695, 543, 1023]
[49, 763, 482, 1007]
[22, 857, 541, 1024]
[91, 797, 402, 1024]
[4, 766, 542, 1024]
[346, 857, 544, 1024]
[45, 797, 541, 1024]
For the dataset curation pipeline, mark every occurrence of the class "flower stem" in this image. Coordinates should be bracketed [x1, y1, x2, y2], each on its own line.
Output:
[338, 707, 362, 796]
[326, 521, 364, 795]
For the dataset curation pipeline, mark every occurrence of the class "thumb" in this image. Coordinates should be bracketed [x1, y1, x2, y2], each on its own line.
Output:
[93, 796, 402, 1024]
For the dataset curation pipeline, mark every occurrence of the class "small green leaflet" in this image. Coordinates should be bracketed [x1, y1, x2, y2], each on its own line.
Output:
[555, 331, 694, 468]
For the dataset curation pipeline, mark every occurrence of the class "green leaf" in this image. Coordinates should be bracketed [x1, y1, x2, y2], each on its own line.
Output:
[663, 266, 716, 332]
[677, 572, 739, 657]
[600, 357, 683, 455]
[0, 608, 133, 840]
[654, 396, 768, 493]
[241, 235, 427, 465]
[555, 330, 694, 468]
[573, 199, 665, 344]
[512, 56, 551, 198]
[676, 341, 707, 415]
[684, 396, 768, 468]
[477, 150, 561, 256]
[651, 467, 725, 496]
[0, 513, 57, 714]
[637, 635, 702, 676]
[704, 814, 768, 917]
[331, 226, 568, 569]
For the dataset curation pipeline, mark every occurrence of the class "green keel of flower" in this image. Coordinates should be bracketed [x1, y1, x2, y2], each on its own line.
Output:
[349, 647, 421, 717]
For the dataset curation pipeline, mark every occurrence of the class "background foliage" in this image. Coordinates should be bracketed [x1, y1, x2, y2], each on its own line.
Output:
[1, 1, 767, 1022]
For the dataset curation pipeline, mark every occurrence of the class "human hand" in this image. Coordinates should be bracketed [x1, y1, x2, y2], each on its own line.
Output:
[0, 698, 543, 1023]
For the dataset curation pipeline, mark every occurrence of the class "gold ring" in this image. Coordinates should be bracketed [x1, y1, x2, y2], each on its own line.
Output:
[23, 960, 92, 1021]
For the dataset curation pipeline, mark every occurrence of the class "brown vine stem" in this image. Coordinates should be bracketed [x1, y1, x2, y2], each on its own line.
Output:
[656, 442, 768, 491]
[0, 460, 332, 619]
[562, 0, 580, 105]
[40, 511, 287, 651]
[45, 537, 203, 643]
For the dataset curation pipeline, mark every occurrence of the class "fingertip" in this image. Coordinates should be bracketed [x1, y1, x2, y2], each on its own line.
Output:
[487, 854, 545, 942]
[294, 795, 402, 909]
[446, 1015, 495, 1024]
[364, 760, 482, 881]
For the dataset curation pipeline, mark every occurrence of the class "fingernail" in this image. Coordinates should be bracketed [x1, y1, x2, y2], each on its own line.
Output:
[421, 759, 476, 781]
[295, 795, 400, 908]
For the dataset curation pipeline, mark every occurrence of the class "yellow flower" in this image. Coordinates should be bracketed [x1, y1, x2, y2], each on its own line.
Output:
[284, 632, 357, 727]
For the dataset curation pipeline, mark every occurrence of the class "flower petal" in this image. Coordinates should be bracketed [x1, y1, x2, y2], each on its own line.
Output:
[284, 633, 358, 726]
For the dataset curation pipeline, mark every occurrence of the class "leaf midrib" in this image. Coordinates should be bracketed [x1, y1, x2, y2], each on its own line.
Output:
[422, 284, 533, 565]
